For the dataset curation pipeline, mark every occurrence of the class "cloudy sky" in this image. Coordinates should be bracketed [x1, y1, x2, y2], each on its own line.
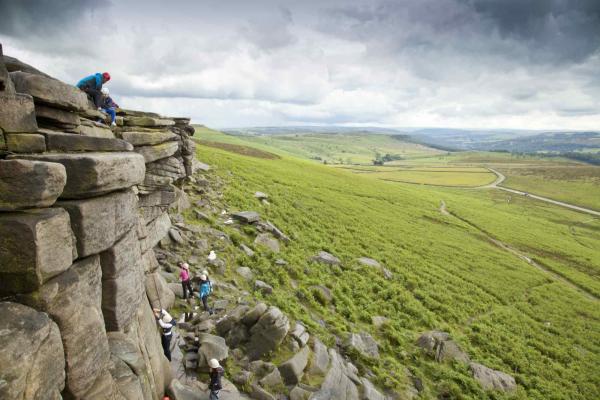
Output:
[1, 0, 599, 129]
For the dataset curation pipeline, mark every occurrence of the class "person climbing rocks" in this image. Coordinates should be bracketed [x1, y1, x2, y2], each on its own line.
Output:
[100, 87, 119, 127]
[208, 358, 224, 400]
[179, 262, 193, 300]
[76, 72, 110, 109]
[198, 274, 213, 314]
[153, 308, 176, 361]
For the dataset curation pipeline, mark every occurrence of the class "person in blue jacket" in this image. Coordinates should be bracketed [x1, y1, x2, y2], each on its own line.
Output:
[198, 274, 213, 314]
[100, 87, 119, 126]
[76, 72, 110, 109]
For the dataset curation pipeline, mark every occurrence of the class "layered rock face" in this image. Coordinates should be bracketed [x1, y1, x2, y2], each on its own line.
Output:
[0, 44, 194, 399]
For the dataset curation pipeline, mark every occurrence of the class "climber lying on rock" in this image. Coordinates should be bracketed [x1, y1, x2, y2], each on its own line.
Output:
[153, 308, 176, 361]
[100, 87, 119, 127]
[76, 71, 110, 109]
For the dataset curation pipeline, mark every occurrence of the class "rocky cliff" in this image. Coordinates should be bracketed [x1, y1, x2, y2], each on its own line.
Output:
[0, 43, 195, 399]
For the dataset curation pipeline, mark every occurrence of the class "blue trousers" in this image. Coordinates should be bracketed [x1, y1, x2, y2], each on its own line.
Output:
[102, 107, 116, 123]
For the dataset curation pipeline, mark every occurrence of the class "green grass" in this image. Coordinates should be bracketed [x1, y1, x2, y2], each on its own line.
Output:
[195, 126, 443, 164]
[337, 165, 497, 187]
[498, 166, 600, 210]
[193, 137, 600, 400]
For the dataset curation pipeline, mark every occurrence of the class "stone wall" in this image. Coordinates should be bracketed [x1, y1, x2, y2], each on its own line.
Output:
[0, 43, 192, 399]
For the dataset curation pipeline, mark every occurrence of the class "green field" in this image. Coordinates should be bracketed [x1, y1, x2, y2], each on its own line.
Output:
[192, 132, 600, 400]
[498, 166, 600, 210]
[337, 165, 497, 187]
[196, 126, 444, 164]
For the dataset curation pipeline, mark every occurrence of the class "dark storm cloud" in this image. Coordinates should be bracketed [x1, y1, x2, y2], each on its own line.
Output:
[319, 0, 600, 65]
[0, 0, 110, 36]
[0, 0, 598, 128]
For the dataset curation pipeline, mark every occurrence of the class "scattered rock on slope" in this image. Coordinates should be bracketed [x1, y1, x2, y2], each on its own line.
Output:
[470, 362, 517, 392]
[312, 251, 341, 265]
[233, 211, 260, 223]
[344, 332, 380, 359]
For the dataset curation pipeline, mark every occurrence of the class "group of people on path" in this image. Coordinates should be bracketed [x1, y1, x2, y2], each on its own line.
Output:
[75, 71, 119, 126]
[153, 260, 222, 399]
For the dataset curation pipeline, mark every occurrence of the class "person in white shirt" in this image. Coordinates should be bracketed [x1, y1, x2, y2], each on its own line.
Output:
[153, 308, 176, 361]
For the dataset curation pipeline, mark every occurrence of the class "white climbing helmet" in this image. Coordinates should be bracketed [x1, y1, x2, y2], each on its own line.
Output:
[182, 263, 189, 269]
[202, 269, 209, 276]
[208, 358, 220, 368]
[162, 312, 173, 323]
[101, 87, 109, 95]
[200, 274, 207, 281]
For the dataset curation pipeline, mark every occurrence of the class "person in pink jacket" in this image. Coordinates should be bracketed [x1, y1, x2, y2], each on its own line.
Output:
[179, 262, 193, 300]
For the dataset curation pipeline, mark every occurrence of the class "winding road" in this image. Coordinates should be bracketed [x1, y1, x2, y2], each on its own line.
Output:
[482, 168, 600, 217]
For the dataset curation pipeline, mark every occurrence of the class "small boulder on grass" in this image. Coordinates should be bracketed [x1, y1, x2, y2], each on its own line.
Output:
[254, 280, 273, 295]
[311, 251, 341, 265]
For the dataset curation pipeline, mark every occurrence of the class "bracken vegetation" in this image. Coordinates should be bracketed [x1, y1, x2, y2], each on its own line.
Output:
[193, 131, 600, 400]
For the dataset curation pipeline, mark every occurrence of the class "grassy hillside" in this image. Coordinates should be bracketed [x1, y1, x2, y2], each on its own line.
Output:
[193, 136, 600, 400]
[195, 126, 444, 164]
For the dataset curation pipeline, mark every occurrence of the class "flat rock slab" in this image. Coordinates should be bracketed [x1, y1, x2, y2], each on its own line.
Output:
[196, 333, 229, 368]
[141, 212, 171, 252]
[233, 211, 260, 223]
[279, 345, 310, 385]
[254, 233, 280, 253]
[12, 152, 145, 199]
[0, 159, 66, 211]
[310, 350, 359, 400]
[312, 251, 341, 265]
[344, 332, 379, 358]
[43, 130, 133, 152]
[145, 272, 176, 310]
[0, 93, 38, 133]
[100, 229, 145, 331]
[125, 116, 175, 127]
[470, 362, 517, 392]
[35, 104, 81, 125]
[0, 302, 65, 399]
[0, 208, 75, 295]
[5, 133, 46, 152]
[21, 255, 112, 398]
[357, 257, 381, 268]
[57, 189, 138, 257]
[79, 122, 115, 138]
[121, 131, 177, 146]
[134, 141, 179, 163]
[10, 71, 90, 111]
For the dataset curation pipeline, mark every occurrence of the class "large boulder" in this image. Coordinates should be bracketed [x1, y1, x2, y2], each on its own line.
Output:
[233, 211, 260, 223]
[196, 333, 229, 368]
[109, 356, 145, 400]
[279, 345, 310, 385]
[58, 189, 138, 257]
[0, 208, 75, 295]
[242, 302, 268, 326]
[121, 130, 177, 146]
[312, 251, 341, 265]
[0, 93, 38, 133]
[0, 159, 66, 211]
[135, 141, 179, 163]
[0, 302, 65, 399]
[145, 272, 176, 310]
[360, 378, 385, 400]
[308, 338, 330, 375]
[310, 349, 359, 400]
[247, 306, 290, 360]
[344, 332, 379, 359]
[254, 233, 280, 253]
[21, 255, 113, 398]
[100, 228, 145, 331]
[470, 362, 517, 392]
[416, 331, 470, 363]
[43, 130, 133, 152]
[11, 152, 146, 199]
[10, 70, 90, 111]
